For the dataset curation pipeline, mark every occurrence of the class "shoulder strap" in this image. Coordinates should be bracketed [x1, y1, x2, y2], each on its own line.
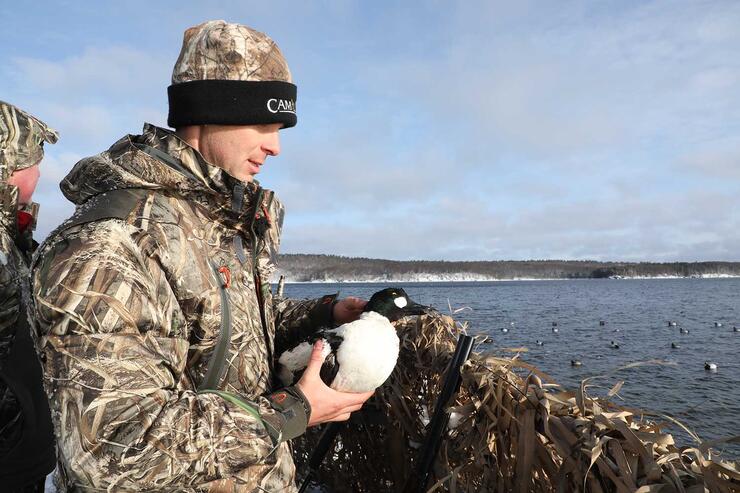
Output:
[64, 188, 150, 230]
[132, 142, 201, 183]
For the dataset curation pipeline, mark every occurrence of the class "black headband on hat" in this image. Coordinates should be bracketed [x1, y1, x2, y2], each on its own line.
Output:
[167, 80, 297, 129]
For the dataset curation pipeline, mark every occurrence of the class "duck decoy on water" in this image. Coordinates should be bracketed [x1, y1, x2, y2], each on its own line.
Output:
[536, 340, 544, 346]
[552, 322, 558, 327]
[714, 322, 723, 327]
[704, 362, 718, 371]
[599, 320, 606, 326]
[277, 288, 430, 392]
[671, 342, 680, 349]
[668, 321, 677, 327]
[680, 327, 690, 334]
[610, 340, 620, 349]
[500, 327, 509, 333]
[734, 326, 739, 332]
[571, 359, 583, 367]
[552, 327, 559, 333]
[613, 328, 621, 332]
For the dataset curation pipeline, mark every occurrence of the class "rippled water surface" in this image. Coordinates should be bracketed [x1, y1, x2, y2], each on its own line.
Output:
[285, 278, 740, 455]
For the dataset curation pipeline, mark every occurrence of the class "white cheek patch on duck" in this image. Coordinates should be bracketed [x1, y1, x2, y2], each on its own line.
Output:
[394, 297, 408, 308]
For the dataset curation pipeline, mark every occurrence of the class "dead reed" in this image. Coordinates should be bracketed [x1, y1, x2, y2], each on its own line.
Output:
[293, 313, 739, 492]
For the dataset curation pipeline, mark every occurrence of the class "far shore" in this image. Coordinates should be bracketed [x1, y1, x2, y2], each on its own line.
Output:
[276, 274, 740, 284]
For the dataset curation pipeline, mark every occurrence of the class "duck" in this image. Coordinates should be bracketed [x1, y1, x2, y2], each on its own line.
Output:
[552, 322, 558, 327]
[680, 327, 690, 334]
[704, 362, 718, 371]
[500, 327, 509, 334]
[613, 328, 621, 332]
[276, 287, 430, 392]
[671, 342, 680, 349]
[610, 340, 620, 349]
[714, 322, 723, 328]
[734, 326, 739, 332]
[571, 359, 582, 367]
[552, 327, 559, 333]
[535, 340, 544, 346]
[668, 321, 677, 327]
[599, 320, 606, 326]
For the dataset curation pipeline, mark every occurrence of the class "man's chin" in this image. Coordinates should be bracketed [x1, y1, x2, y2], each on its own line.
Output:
[229, 170, 256, 183]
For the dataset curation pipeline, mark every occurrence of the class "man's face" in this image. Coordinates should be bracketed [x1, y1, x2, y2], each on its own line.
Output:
[196, 123, 282, 182]
[7, 163, 40, 206]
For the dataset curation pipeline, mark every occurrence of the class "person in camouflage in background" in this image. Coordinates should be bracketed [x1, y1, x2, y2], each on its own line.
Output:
[0, 101, 58, 492]
[32, 21, 373, 492]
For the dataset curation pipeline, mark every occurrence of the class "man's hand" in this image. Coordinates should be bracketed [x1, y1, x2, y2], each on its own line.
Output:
[297, 340, 373, 426]
[332, 296, 366, 325]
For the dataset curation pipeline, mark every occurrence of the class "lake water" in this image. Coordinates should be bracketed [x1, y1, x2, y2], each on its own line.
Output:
[284, 278, 740, 457]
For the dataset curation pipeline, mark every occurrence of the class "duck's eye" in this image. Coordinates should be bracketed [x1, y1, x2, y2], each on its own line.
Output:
[394, 297, 408, 308]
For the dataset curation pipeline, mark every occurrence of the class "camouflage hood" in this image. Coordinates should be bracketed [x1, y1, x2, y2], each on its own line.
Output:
[60, 123, 267, 224]
[0, 101, 59, 181]
[1, 101, 57, 240]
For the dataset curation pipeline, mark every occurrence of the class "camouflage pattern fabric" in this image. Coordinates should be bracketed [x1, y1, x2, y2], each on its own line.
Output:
[0, 185, 29, 455]
[0, 100, 59, 175]
[32, 123, 333, 492]
[0, 101, 55, 455]
[172, 20, 293, 85]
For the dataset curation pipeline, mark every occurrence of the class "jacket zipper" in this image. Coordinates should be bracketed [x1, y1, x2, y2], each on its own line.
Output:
[249, 188, 275, 371]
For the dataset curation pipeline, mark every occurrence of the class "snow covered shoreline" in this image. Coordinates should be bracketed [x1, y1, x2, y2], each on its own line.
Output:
[274, 273, 740, 283]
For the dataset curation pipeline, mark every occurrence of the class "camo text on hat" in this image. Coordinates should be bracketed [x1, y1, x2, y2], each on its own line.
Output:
[0, 101, 58, 181]
[168, 20, 297, 129]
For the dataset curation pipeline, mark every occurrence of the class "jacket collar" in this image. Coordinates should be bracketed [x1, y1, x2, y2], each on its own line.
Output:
[0, 183, 37, 251]
[136, 124, 272, 227]
[0, 184, 17, 237]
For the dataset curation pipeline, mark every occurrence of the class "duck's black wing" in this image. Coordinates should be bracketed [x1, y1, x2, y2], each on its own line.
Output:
[312, 330, 343, 387]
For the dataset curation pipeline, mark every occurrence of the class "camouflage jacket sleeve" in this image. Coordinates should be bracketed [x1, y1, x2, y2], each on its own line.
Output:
[0, 229, 23, 455]
[272, 294, 337, 355]
[33, 220, 301, 490]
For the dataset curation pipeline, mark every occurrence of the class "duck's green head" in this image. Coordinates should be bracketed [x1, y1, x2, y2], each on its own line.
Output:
[364, 287, 431, 322]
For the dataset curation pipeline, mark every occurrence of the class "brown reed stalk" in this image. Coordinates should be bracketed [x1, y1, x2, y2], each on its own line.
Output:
[293, 314, 740, 492]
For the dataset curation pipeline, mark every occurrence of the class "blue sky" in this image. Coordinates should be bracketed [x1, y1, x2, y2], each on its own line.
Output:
[1, 1, 739, 261]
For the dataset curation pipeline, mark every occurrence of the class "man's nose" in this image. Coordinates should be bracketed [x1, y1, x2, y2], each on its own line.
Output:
[262, 131, 280, 157]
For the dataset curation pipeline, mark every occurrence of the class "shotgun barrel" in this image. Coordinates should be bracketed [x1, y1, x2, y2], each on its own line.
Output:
[404, 333, 474, 493]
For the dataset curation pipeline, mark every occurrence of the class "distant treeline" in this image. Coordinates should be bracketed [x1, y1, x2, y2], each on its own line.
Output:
[276, 254, 740, 281]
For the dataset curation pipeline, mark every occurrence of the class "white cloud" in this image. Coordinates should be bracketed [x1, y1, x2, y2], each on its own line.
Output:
[3, 46, 171, 238]
[10, 46, 171, 100]
[3, 1, 739, 261]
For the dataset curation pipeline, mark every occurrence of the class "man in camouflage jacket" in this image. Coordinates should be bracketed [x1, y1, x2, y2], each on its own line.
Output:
[0, 101, 58, 491]
[32, 21, 371, 492]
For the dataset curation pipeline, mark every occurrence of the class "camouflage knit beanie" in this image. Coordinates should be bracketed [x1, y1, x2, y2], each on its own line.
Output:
[0, 101, 58, 182]
[168, 20, 297, 129]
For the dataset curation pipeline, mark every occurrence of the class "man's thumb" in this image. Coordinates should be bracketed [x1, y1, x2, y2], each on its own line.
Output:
[305, 340, 327, 375]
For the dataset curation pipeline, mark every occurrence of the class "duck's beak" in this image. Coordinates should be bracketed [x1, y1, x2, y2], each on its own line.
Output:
[401, 301, 434, 316]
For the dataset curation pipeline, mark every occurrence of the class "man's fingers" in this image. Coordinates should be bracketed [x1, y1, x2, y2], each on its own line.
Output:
[332, 389, 374, 407]
[349, 297, 367, 309]
[341, 296, 366, 311]
[332, 413, 351, 422]
[344, 403, 364, 413]
[304, 340, 326, 376]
